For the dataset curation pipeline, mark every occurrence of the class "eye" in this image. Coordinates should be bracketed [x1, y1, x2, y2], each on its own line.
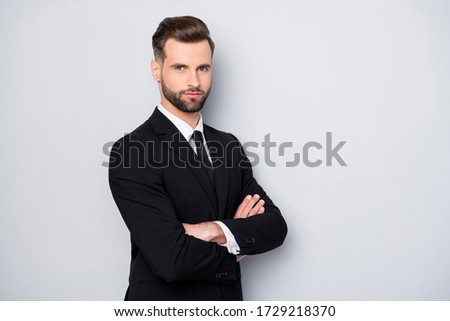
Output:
[198, 66, 209, 72]
[174, 65, 185, 71]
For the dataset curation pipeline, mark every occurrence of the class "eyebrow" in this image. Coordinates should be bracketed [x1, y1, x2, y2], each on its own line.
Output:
[197, 64, 212, 69]
[169, 63, 186, 68]
[168, 63, 211, 69]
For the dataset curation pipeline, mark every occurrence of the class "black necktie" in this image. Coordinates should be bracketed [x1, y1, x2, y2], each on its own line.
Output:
[192, 130, 214, 183]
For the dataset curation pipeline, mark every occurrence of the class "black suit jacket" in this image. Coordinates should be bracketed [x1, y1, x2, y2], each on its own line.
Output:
[109, 108, 287, 300]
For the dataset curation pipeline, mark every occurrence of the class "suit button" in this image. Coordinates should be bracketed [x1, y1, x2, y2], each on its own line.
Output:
[244, 237, 256, 245]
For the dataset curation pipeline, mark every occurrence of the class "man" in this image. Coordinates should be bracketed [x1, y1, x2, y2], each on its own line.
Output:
[109, 16, 287, 301]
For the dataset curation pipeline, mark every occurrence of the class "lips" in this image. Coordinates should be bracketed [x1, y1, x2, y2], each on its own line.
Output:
[183, 92, 202, 98]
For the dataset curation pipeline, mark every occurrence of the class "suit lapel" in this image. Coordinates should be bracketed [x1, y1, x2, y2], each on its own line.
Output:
[204, 127, 230, 220]
[149, 108, 218, 214]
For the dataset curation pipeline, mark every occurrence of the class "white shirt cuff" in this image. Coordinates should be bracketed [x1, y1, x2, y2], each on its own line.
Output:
[214, 221, 241, 255]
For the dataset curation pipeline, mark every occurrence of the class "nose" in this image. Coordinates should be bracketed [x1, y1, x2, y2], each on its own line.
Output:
[187, 70, 200, 88]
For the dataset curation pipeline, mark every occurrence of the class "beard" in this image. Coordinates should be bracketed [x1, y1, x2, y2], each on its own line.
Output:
[160, 76, 211, 113]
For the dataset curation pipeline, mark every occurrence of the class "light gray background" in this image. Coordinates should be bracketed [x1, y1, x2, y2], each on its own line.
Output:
[1, 0, 449, 300]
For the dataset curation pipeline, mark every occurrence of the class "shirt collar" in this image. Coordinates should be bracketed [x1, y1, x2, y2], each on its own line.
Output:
[157, 104, 204, 142]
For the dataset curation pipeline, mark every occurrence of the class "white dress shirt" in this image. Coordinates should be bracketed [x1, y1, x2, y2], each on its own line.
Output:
[157, 104, 241, 255]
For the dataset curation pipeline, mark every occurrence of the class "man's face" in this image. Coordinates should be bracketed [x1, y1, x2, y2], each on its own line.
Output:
[157, 39, 212, 113]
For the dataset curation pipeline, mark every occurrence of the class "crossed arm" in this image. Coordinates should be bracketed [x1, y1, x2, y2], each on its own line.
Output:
[182, 194, 265, 244]
[109, 135, 286, 282]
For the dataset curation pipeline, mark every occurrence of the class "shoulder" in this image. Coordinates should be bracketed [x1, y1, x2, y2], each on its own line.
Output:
[109, 116, 163, 170]
[113, 118, 155, 147]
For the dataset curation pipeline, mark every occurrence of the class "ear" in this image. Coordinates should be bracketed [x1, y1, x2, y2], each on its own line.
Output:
[151, 59, 161, 82]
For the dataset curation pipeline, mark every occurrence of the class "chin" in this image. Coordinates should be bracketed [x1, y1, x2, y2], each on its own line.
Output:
[185, 106, 204, 113]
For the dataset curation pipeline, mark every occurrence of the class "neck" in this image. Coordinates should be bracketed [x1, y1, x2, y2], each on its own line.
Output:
[160, 99, 200, 129]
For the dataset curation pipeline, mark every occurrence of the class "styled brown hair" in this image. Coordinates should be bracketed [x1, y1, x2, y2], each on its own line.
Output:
[152, 16, 215, 62]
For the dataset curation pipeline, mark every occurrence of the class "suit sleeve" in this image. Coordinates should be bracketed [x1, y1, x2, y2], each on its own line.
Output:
[109, 138, 237, 283]
[220, 136, 288, 255]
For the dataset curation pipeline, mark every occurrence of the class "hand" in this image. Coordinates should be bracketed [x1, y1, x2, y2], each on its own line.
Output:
[232, 195, 265, 262]
[233, 194, 265, 219]
[236, 255, 247, 262]
[182, 222, 226, 244]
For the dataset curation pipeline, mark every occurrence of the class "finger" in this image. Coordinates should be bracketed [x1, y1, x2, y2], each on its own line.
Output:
[248, 199, 265, 217]
[248, 200, 264, 217]
[257, 206, 265, 214]
[234, 195, 252, 218]
[242, 194, 260, 217]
